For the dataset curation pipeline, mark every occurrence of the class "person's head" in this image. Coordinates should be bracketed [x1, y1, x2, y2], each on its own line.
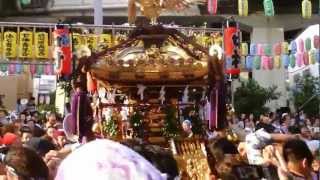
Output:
[282, 139, 313, 174]
[46, 127, 56, 139]
[249, 114, 254, 121]
[48, 113, 57, 125]
[300, 126, 312, 140]
[269, 112, 275, 120]
[121, 139, 179, 180]
[261, 115, 271, 124]
[240, 114, 246, 120]
[305, 118, 312, 127]
[26, 119, 35, 130]
[20, 126, 33, 144]
[19, 114, 26, 122]
[3, 146, 49, 180]
[182, 120, 192, 134]
[56, 131, 66, 148]
[208, 138, 239, 178]
[25, 137, 56, 158]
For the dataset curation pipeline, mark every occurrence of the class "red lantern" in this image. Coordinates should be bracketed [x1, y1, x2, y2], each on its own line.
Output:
[224, 19, 239, 57]
[54, 26, 72, 76]
[225, 68, 240, 75]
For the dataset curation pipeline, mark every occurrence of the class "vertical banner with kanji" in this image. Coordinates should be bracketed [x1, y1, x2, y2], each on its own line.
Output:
[3, 31, 17, 58]
[19, 31, 33, 58]
[86, 34, 98, 51]
[35, 32, 49, 59]
[100, 34, 112, 48]
[72, 33, 82, 50]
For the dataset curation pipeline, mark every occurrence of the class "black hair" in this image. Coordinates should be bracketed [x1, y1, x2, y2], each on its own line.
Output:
[4, 146, 49, 179]
[208, 138, 238, 163]
[121, 139, 179, 180]
[282, 139, 313, 167]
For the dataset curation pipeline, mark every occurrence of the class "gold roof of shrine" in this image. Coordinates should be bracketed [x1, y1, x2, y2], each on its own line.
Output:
[88, 25, 210, 84]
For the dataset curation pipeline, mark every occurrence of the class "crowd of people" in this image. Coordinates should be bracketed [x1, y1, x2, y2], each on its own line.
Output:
[0, 94, 320, 180]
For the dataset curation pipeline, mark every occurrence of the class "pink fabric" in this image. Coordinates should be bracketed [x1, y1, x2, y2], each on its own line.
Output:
[314, 35, 320, 49]
[55, 139, 165, 180]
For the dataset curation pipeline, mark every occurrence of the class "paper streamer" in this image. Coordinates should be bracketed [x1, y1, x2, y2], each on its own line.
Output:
[15, 64, 22, 74]
[302, 0, 312, 19]
[254, 56, 261, 70]
[257, 44, 263, 55]
[30, 64, 36, 75]
[208, 0, 218, 15]
[309, 50, 316, 64]
[305, 38, 312, 51]
[241, 42, 248, 56]
[250, 43, 257, 55]
[290, 41, 297, 54]
[238, 0, 248, 16]
[8, 63, 16, 74]
[281, 42, 289, 54]
[296, 53, 303, 67]
[36, 64, 44, 75]
[273, 43, 281, 55]
[314, 35, 320, 49]
[23, 64, 29, 73]
[264, 44, 272, 56]
[274, 56, 281, 69]
[303, 52, 309, 65]
[263, 0, 275, 17]
[289, 54, 296, 68]
[245, 55, 253, 70]
[298, 39, 304, 53]
[0, 64, 7, 72]
[282, 54, 290, 69]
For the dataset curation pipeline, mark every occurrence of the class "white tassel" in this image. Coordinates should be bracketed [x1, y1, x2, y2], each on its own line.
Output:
[137, 84, 147, 100]
[159, 86, 166, 104]
[182, 85, 189, 103]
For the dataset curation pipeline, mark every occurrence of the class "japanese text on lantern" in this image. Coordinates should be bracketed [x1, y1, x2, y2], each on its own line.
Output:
[3, 31, 17, 58]
[35, 32, 49, 59]
[86, 34, 98, 51]
[19, 31, 33, 58]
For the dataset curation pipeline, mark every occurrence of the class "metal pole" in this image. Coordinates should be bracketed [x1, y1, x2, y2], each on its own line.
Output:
[94, 0, 103, 34]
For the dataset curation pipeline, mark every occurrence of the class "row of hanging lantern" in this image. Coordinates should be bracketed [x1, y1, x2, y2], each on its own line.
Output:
[242, 51, 320, 71]
[0, 63, 54, 76]
[237, 35, 320, 70]
[209, 0, 315, 19]
[240, 36, 320, 57]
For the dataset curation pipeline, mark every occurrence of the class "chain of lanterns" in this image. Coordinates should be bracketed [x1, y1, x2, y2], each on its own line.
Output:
[234, 35, 320, 71]
[0, 62, 54, 76]
[209, 0, 315, 19]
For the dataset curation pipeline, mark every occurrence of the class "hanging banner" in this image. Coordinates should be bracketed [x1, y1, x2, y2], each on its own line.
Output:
[19, 31, 33, 58]
[86, 34, 98, 51]
[100, 34, 112, 48]
[3, 31, 17, 58]
[238, 0, 248, 16]
[35, 32, 49, 59]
